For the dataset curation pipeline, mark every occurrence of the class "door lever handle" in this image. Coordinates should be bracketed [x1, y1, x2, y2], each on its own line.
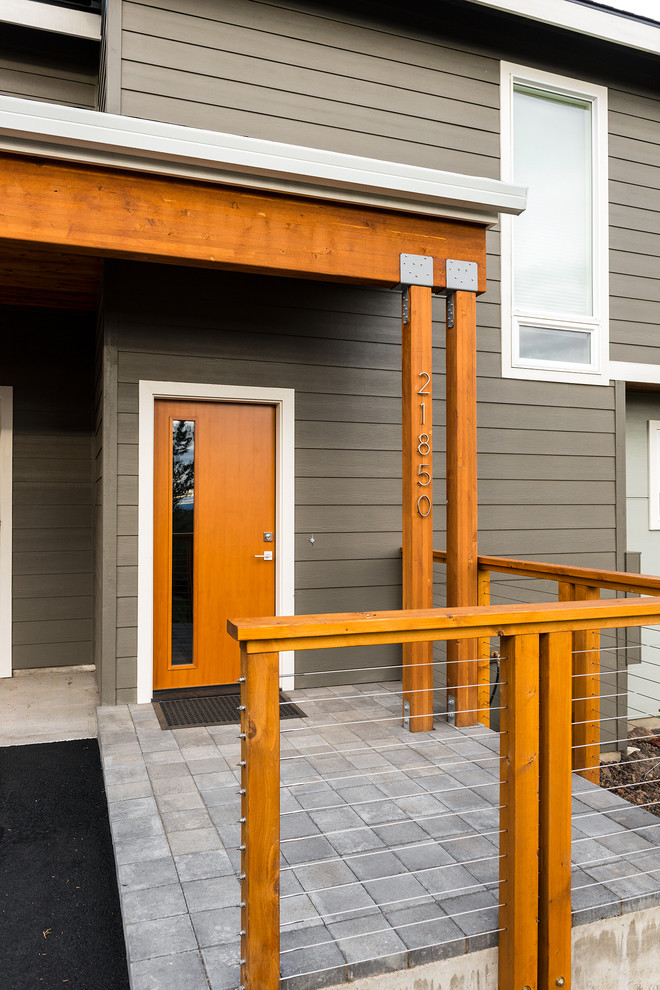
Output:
[254, 551, 273, 560]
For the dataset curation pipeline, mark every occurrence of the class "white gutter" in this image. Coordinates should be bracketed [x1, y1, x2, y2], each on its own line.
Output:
[0, 96, 526, 225]
[464, 0, 660, 55]
[0, 0, 101, 41]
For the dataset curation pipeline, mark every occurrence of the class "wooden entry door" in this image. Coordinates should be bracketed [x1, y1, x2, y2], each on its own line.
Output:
[153, 399, 276, 692]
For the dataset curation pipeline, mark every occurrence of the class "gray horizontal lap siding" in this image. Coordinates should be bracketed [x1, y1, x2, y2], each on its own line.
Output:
[118, 0, 499, 176]
[609, 87, 660, 366]
[110, 264, 409, 692]
[108, 260, 617, 697]
[6, 312, 95, 671]
[106, 0, 641, 698]
[0, 27, 98, 108]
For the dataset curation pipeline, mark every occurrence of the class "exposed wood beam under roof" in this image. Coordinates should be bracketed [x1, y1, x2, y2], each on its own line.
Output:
[0, 152, 489, 293]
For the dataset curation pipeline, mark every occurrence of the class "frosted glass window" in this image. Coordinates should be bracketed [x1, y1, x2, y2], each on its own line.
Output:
[519, 325, 591, 364]
[513, 87, 592, 320]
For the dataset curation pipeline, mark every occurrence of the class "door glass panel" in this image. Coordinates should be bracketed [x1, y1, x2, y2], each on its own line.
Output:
[171, 420, 195, 666]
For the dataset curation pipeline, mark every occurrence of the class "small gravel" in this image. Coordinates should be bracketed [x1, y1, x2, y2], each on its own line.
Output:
[600, 727, 660, 818]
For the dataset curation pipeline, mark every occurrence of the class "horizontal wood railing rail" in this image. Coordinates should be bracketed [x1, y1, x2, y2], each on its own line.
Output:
[228, 596, 660, 653]
[432, 549, 660, 596]
[229, 596, 660, 990]
[433, 551, 660, 779]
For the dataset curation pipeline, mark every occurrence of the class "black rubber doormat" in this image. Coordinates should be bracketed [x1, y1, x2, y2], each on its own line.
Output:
[0, 739, 130, 990]
[153, 692, 306, 729]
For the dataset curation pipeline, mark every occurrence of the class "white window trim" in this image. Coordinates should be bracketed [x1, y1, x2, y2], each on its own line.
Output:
[0, 0, 101, 40]
[0, 386, 12, 679]
[136, 381, 295, 704]
[649, 421, 660, 531]
[500, 62, 610, 386]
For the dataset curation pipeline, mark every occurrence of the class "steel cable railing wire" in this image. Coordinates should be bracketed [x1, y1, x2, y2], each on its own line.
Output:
[282, 654, 498, 681]
[238, 596, 660, 989]
[278, 829, 505, 875]
[278, 744, 503, 790]
[279, 802, 505, 847]
[281, 893, 503, 934]
[280, 779, 500, 819]
[278, 928, 506, 983]
[279, 852, 504, 902]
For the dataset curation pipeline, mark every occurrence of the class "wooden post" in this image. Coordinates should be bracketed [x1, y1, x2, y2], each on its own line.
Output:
[559, 582, 601, 781]
[499, 633, 540, 990]
[572, 585, 601, 783]
[240, 647, 280, 990]
[446, 289, 479, 727]
[539, 632, 572, 990]
[402, 282, 434, 731]
[477, 566, 491, 727]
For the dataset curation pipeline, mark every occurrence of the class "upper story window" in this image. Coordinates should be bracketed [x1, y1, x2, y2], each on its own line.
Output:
[500, 63, 609, 385]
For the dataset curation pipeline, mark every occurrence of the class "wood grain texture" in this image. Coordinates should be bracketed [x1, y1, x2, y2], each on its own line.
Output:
[572, 585, 601, 783]
[154, 399, 275, 689]
[240, 647, 280, 990]
[434, 551, 660, 595]
[227, 595, 660, 654]
[401, 285, 433, 731]
[0, 244, 101, 310]
[539, 631, 572, 990]
[446, 290, 478, 727]
[499, 633, 540, 990]
[477, 567, 491, 728]
[0, 154, 487, 290]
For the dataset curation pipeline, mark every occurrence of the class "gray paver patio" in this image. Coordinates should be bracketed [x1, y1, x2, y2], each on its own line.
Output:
[97, 681, 660, 990]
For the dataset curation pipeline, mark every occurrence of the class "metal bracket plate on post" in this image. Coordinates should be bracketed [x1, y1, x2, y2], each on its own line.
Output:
[399, 253, 434, 287]
[446, 293, 455, 329]
[444, 259, 478, 328]
[403, 699, 410, 731]
[447, 695, 456, 726]
[445, 259, 478, 292]
[399, 254, 434, 325]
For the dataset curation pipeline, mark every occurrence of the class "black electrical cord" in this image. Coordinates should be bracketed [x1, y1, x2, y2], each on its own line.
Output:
[489, 653, 501, 706]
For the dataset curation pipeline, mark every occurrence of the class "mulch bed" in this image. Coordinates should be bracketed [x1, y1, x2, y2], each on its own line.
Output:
[0, 739, 129, 989]
[600, 727, 660, 819]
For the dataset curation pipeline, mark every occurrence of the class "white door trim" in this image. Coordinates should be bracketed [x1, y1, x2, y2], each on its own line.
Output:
[137, 381, 295, 704]
[0, 386, 12, 678]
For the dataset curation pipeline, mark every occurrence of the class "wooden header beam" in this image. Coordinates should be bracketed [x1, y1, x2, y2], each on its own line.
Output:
[0, 153, 487, 290]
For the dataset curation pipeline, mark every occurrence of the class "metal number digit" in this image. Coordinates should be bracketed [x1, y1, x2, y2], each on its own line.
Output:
[417, 494, 431, 517]
[417, 371, 430, 395]
[420, 401, 425, 426]
[417, 433, 430, 455]
[417, 464, 431, 487]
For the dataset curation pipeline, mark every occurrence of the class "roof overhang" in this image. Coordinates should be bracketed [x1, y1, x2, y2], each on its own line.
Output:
[0, 96, 526, 227]
[462, 0, 660, 55]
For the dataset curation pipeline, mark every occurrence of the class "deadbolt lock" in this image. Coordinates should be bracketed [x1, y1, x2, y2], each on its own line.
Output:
[263, 532, 273, 542]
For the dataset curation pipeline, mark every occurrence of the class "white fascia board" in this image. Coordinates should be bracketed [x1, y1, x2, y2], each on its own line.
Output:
[0, 96, 526, 224]
[0, 0, 101, 41]
[609, 362, 660, 386]
[463, 0, 660, 54]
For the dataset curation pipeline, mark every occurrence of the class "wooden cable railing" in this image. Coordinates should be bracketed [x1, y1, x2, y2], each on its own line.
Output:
[228, 595, 660, 990]
[434, 551, 660, 781]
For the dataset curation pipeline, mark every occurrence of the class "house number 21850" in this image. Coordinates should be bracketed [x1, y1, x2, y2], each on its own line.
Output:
[416, 372, 431, 518]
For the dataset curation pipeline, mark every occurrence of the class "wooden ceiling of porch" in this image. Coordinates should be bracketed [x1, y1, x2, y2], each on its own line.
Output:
[0, 243, 102, 310]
